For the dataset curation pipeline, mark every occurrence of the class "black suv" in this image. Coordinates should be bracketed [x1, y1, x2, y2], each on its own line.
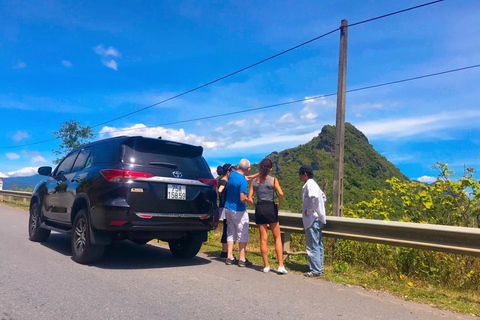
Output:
[29, 136, 218, 264]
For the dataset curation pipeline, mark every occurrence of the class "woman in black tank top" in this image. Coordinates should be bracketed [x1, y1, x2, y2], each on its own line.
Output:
[248, 158, 287, 274]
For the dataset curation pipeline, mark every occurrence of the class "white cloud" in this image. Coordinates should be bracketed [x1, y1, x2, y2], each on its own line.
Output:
[226, 119, 246, 127]
[356, 110, 480, 139]
[99, 124, 225, 149]
[21, 151, 47, 163]
[227, 130, 321, 149]
[303, 96, 330, 107]
[32, 155, 46, 162]
[62, 60, 72, 68]
[303, 112, 317, 120]
[12, 61, 27, 69]
[278, 112, 296, 124]
[12, 130, 29, 142]
[298, 96, 334, 121]
[417, 176, 437, 183]
[94, 45, 121, 71]
[102, 60, 118, 71]
[0, 172, 7, 178]
[6, 153, 20, 160]
[6, 167, 38, 177]
[94, 45, 121, 57]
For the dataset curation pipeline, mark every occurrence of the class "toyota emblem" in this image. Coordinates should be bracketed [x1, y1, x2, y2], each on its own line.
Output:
[172, 171, 182, 178]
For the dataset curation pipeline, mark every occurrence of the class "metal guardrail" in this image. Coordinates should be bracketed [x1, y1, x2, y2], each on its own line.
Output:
[247, 211, 480, 257]
[0, 190, 32, 205]
[1, 190, 479, 257]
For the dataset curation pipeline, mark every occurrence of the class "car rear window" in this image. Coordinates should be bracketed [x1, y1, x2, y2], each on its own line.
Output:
[92, 142, 120, 163]
[122, 138, 210, 173]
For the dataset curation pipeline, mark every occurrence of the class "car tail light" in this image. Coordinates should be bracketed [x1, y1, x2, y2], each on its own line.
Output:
[199, 215, 210, 219]
[198, 178, 217, 187]
[101, 169, 154, 182]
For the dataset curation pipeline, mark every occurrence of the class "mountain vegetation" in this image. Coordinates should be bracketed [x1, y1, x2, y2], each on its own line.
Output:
[250, 122, 408, 213]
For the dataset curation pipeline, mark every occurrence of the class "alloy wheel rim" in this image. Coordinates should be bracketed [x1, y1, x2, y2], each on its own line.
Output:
[74, 217, 87, 254]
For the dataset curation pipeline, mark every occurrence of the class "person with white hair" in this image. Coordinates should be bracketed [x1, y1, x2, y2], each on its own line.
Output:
[224, 159, 255, 267]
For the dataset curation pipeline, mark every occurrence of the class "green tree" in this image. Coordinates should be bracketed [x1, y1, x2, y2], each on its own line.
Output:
[52, 120, 94, 164]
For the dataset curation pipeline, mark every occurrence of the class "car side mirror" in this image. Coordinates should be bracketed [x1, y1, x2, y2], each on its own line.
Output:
[38, 166, 52, 176]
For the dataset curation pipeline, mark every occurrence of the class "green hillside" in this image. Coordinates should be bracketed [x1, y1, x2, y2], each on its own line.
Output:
[250, 123, 408, 213]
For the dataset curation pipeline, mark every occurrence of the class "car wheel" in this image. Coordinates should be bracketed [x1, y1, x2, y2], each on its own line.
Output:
[71, 209, 105, 264]
[28, 202, 51, 242]
[168, 235, 202, 258]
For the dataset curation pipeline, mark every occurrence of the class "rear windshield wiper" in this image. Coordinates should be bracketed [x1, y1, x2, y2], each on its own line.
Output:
[149, 162, 178, 168]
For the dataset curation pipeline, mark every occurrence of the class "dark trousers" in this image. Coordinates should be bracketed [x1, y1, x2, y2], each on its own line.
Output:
[221, 219, 228, 245]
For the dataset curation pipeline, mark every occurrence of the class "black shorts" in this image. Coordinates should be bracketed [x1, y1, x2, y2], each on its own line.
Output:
[255, 201, 278, 225]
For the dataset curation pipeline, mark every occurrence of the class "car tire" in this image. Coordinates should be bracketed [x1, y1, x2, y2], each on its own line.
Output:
[168, 235, 202, 258]
[28, 202, 51, 242]
[71, 209, 105, 264]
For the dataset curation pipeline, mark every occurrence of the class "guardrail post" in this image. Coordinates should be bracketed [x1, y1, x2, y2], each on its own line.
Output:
[23, 198, 27, 205]
[8, 196, 12, 203]
[281, 232, 291, 261]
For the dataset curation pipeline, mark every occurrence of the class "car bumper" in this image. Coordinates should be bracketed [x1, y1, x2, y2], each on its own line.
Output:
[90, 205, 219, 232]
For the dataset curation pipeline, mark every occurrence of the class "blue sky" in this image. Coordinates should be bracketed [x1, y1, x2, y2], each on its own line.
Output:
[1, 0, 479, 182]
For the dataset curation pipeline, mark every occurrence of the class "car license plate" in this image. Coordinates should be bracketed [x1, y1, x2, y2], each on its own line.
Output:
[167, 184, 186, 200]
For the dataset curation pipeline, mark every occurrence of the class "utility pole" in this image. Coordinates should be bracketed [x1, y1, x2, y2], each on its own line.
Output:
[332, 19, 348, 217]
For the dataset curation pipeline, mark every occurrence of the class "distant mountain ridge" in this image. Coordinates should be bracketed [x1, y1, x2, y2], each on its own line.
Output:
[1, 175, 43, 191]
[250, 123, 408, 213]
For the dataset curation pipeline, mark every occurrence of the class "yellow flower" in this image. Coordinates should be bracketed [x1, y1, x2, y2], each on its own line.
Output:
[399, 274, 406, 280]
[408, 281, 413, 287]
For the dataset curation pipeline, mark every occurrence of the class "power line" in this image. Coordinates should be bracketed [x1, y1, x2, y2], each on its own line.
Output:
[98, 94, 339, 135]
[1, 63, 478, 150]
[91, 0, 446, 129]
[0, 138, 59, 150]
[349, 0, 444, 28]
[346, 64, 480, 93]
[96, 64, 480, 135]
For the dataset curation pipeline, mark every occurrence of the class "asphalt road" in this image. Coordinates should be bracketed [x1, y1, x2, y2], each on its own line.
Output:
[0, 204, 475, 320]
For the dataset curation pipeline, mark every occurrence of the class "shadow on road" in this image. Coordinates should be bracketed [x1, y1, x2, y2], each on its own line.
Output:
[40, 233, 212, 270]
[202, 251, 266, 273]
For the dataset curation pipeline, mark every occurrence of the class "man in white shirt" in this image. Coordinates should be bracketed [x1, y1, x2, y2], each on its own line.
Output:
[298, 164, 327, 277]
